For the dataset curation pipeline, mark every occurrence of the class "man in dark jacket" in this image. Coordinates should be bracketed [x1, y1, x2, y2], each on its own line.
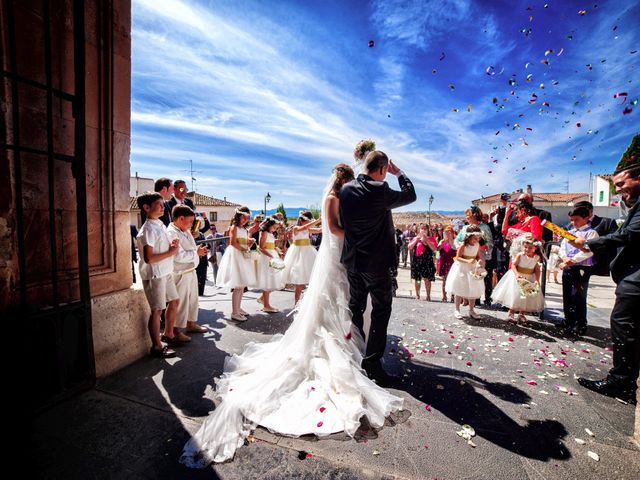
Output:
[340, 151, 416, 385]
[573, 135, 639, 404]
[167, 180, 211, 234]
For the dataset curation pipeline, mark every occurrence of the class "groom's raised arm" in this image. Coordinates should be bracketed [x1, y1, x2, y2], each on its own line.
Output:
[384, 171, 417, 210]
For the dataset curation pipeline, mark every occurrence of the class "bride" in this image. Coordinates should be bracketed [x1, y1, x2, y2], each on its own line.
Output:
[180, 164, 404, 468]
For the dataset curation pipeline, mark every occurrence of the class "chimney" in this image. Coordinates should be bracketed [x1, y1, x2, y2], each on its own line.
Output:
[526, 184, 532, 195]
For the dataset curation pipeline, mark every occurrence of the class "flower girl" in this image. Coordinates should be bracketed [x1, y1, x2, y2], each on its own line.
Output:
[492, 233, 544, 323]
[445, 225, 485, 319]
[282, 210, 321, 305]
[256, 216, 284, 313]
[216, 206, 256, 321]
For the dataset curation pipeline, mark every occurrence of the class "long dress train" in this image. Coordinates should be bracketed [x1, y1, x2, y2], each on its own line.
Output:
[180, 180, 404, 468]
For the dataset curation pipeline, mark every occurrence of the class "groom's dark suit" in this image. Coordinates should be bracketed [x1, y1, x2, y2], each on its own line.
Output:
[340, 172, 416, 363]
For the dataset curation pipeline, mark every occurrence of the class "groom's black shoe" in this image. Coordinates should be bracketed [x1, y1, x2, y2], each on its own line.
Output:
[362, 360, 400, 388]
[577, 376, 637, 405]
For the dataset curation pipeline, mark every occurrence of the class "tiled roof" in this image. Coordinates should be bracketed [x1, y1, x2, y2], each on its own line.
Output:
[392, 212, 460, 225]
[186, 192, 241, 207]
[472, 191, 588, 204]
[130, 192, 241, 210]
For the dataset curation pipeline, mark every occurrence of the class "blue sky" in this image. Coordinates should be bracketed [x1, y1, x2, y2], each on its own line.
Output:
[131, 0, 639, 211]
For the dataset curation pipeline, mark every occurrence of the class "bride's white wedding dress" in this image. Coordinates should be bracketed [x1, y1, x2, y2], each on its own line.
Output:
[180, 178, 404, 468]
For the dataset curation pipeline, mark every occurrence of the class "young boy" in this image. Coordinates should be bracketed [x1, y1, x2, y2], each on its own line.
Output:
[167, 205, 209, 339]
[136, 192, 180, 358]
[558, 206, 599, 336]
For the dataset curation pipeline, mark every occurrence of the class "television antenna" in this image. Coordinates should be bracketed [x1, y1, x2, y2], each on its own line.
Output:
[184, 159, 203, 192]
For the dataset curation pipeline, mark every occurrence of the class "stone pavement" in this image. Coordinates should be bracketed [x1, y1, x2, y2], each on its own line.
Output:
[32, 266, 639, 479]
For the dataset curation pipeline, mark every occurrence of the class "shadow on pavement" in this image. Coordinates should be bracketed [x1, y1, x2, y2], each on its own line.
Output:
[463, 310, 610, 349]
[386, 336, 571, 462]
[32, 309, 232, 479]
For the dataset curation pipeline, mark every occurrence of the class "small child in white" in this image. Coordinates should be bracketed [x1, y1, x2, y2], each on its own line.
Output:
[256, 216, 284, 312]
[136, 192, 180, 358]
[282, 210, 322, 306]
[167, 204, 209, 341]
[492, 233, 544, 323]
[445, 225, 485, 319]
[216, 206, 257, 321]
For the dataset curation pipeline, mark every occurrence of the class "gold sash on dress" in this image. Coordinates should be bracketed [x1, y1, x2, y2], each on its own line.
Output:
[516, 266, 535, 274]
[264, 242, 275, 249]
[237, 237, 248, 245]
[294, 239, 310, 246]
[461, 254, 476, 260]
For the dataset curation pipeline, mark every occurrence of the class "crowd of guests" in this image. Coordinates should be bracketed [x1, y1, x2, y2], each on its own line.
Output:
[132, 139, 638, 404]
[394, 193, 618, 332]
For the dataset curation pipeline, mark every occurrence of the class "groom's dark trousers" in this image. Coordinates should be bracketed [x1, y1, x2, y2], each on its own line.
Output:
[340, 171, 416, 362]
[347, 270, 393, 361]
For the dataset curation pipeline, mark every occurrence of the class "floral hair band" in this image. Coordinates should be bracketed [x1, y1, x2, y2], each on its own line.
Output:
[235, 208, 250, 216]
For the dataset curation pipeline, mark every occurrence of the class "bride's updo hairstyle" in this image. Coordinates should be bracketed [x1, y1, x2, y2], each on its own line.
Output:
[296, 210, 314, 226]
[331, 163, 354, 195]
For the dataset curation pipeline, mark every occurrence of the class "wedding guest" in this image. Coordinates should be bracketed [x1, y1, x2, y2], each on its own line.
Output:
[437, 225, 456, 302]
[573, 200, 618, 277]
[249, 214, 264, 251]
[140, 177, 173, 226]
[401, 224, 416, 267]
[282, 210, 322, 305]
[502, 200, 543, 243]
[445, 225, 485, 319]
[456, 206, 493, 306]
[136, 192, 179, 357]
[492, 233, 544, 323]
[546, 242, 561, 284]
[194, 229, 209, 296]
[508, 193, 553, 242]
[216, 206, 256, 321]
[206, 224, 225, 284]
[573, 140, 639, 404]
[168, 205, 209, 341]
[130, 224, 138, 283]
[557, 206, 599, 336]
[274, 218, 289, 256]
[408, 225, 437, 301]
[256, 217, 284, 313]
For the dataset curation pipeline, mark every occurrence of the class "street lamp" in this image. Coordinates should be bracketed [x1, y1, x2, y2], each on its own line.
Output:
[428, 194, 434, 226]
[264, 192, 271, 216]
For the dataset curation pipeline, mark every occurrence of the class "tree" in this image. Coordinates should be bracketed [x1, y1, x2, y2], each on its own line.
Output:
[276, 203, 288, 226]
[307, 203, 320, 219]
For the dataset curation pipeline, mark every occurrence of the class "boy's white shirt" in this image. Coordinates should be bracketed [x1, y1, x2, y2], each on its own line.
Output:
[136, 218, 174, 280]
[167, 223, 199, 272]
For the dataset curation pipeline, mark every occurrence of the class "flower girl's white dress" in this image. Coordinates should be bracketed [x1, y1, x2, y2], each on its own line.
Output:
[492, 253, 544, 312]
[282, 229, 317, 284]
[215, 227, 256, 288]
[445, 243, 484, 299]
[256, 232, 284, 291]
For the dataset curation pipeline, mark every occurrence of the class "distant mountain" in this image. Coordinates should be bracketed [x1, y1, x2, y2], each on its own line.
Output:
[263, 207, 311, 218]
[412, 210, 466, 216]
[260, 208, 465, 217]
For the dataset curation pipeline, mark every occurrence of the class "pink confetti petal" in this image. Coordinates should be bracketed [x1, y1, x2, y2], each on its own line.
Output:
[466, 361, 473, 366]
[527, 380, 538, 385]
[317, 421, 323, 428]
[319, 407, 326, 413]
[425, 404, 431, 411]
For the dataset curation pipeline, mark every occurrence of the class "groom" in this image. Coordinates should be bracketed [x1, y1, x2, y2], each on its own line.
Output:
[340, 151, 416, 385]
